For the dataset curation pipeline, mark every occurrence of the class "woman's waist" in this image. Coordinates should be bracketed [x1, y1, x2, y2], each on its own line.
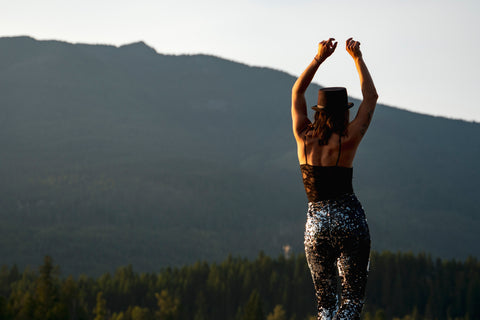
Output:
[303, 181, 354, 202]
[307, 192, 359, 210]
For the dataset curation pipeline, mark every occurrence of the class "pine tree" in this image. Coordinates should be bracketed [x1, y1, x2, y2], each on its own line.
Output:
[193, 291, 208, 320]
[34, 255, 64, 320]
[242, 290, 264, 320]
[16, 291, 36, 320]
[61, 275, 86, 320]
[155, 289, 179, 320]
[93, 291, 107, 320]
[131, 305, 152, 320]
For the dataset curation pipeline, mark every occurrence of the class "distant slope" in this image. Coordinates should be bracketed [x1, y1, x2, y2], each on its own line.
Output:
[0, 36, 478, 275]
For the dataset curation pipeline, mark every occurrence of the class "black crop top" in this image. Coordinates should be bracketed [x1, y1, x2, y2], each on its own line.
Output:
[300, 133, 353, 202]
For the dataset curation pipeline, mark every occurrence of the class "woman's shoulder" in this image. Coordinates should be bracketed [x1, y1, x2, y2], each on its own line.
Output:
[341, 129, 360, 146]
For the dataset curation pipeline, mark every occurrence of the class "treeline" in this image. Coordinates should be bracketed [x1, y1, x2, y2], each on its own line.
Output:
[0, 251, 479, 320]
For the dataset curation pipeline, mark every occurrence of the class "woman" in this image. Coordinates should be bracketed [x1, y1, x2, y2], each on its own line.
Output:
[291, 38, 378, 320]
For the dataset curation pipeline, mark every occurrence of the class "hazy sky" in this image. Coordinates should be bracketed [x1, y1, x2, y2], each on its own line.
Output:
[2, 0, 479, 121]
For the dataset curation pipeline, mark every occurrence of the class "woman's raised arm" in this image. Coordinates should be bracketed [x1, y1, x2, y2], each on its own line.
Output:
[291, 38, 337, 138]
[346, 38, 378, 140]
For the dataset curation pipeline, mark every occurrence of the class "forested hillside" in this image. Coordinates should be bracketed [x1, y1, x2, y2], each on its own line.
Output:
[1, 252, 479, 320]
[0, 36, 479, 275]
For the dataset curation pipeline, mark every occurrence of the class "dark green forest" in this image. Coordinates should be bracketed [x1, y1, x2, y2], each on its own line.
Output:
[1, 252, 479, 320]
[0, 36, 479, 275]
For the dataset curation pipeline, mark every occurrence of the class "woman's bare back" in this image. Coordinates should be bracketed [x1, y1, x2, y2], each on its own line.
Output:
[297, 129, 360, 168]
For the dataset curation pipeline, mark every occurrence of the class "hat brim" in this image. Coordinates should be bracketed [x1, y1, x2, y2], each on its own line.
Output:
[311, 102, 354, 112]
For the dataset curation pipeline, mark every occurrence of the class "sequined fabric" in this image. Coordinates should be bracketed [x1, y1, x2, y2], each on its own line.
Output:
[304, 193, 370, 320]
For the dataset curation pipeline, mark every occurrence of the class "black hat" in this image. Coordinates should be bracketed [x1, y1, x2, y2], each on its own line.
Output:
[311, 87, 354, 112]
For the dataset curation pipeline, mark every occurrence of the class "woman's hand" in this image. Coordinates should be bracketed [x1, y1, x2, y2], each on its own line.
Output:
[346, 38, 362, 59]
[315, 38, 337, 63]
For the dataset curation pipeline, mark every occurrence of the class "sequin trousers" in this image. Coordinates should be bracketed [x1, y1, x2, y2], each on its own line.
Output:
[304, 193, 371, 320]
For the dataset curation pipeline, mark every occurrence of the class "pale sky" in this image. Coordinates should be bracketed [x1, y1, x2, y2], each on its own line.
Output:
[2, 0, 479, 122]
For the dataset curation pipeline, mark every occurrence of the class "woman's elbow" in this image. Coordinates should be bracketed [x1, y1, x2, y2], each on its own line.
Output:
[291, 88, 300, 99]
[364, 90, 378, 102]
[292, 85, 306, 98]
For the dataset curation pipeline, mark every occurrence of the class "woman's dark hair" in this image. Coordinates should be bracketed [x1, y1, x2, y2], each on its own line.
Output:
[310, 109, 349, 145]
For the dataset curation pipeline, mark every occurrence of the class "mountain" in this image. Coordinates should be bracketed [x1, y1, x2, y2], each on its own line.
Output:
[0, 36, 479, 275]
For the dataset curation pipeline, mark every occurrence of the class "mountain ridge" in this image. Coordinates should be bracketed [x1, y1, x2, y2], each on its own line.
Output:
[5, 34, 478, 122]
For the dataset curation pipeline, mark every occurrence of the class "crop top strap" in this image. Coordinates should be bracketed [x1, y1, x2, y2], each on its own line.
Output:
[335, 135, 341, 166]
[303, 132, 308, 165]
